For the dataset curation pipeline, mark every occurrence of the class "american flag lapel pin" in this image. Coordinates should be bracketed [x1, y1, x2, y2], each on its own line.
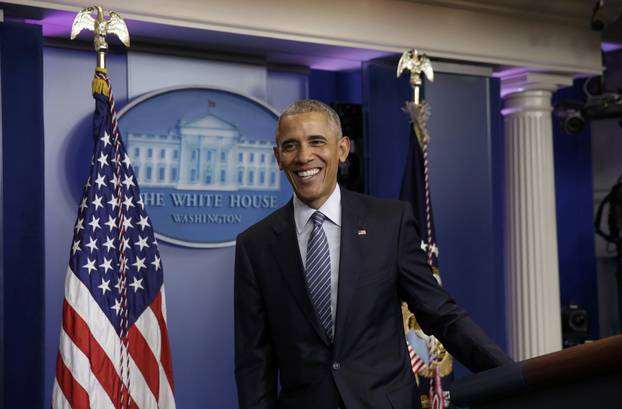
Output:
[357, 229, 367, 236]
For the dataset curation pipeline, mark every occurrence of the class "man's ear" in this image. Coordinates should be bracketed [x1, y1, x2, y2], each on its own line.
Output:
[273, 146, 282, 169]
[338, 136, 351, 162]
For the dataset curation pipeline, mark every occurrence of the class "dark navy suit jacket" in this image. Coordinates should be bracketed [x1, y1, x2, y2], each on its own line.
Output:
[234, 189, 512, 409]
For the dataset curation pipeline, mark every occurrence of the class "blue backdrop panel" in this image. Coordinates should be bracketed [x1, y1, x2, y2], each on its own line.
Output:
[336, 70, 363, 104]
[552, 79, 599, 338]
[0, 22, 45, 409]
[124, 53, 272, 409]
[128, 51, 268, 101]
[425, 74, 507, 366]
[362, 60, 412, 198]
[310, 69, 338, 103]
[310, 69, 363, 104]
[363, 61, 507, 377]
[268, 69, 309, 112]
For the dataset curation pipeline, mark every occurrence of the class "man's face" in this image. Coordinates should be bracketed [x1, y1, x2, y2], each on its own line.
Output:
[274, 111, 350, 209]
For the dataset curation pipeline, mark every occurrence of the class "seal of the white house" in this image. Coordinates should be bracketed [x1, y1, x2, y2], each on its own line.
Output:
[117, 86, 292, 248]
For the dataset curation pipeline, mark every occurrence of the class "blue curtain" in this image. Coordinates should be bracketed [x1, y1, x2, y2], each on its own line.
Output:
[1, 21, 45, 409]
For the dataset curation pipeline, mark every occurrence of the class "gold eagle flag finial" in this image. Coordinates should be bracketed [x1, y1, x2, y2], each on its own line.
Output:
[71, 5, 130, 69]
[397, 49, 434, 105]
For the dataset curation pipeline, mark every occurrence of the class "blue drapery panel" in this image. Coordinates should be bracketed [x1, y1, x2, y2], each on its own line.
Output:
[1, 21, 45, 409]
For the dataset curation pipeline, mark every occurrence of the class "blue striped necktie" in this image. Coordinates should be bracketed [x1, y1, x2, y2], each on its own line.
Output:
[305, 211, 333, 341]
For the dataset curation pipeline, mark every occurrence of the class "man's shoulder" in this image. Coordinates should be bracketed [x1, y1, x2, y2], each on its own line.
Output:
[342, 189, 408, 215]
[236, 201, 291, 243]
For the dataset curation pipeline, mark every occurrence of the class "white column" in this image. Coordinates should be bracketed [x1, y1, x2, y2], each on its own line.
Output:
[501, 72, 573, 361]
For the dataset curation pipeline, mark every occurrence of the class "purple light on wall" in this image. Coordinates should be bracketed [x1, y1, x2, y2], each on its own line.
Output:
[22, 11, 76, 38]
[602, 42, 622, 52]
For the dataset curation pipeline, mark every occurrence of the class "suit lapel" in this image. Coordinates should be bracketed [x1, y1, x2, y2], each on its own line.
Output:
[270, 201, 331, 346]
[334, 189, 365, 345]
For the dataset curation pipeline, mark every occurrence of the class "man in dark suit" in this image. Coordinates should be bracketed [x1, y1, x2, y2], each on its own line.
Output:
[234, 100, 512, 409]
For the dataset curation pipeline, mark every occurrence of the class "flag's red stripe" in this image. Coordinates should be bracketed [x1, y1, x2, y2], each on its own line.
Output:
[128, 325, 160, 400]
[119, 387, 140, 409]
[55, 351, 90, 409]
[408, 344, 425, 374]
[62, 300, 121, 407]
[150, 291, 175, 391]
[129, 397, 140, 409]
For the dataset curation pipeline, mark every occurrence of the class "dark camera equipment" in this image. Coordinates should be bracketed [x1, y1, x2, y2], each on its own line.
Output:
[554, 74, 622, 135]
[592, 0, 607, 30]
[595, 175, 622, 329]
[554, 102, 586, 135]
[581, 93, 622, 120]
[561, 304, 590, 348]
[595, 176, 622, 245]
[332, 103, 365, 193]
[560, 1, 622, 129]
[582, 76, 622, 120]
[591, 0, 622, 31]
[584, 75, 605, 96]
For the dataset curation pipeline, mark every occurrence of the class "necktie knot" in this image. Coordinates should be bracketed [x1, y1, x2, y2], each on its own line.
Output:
[311, 211, 326, 227]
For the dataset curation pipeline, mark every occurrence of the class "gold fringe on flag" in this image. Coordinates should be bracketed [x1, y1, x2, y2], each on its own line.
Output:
[92, 67, 110, 96]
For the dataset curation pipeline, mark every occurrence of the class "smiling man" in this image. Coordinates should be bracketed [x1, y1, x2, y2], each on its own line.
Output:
[234, 100, 512, 409]
[273, 107, 349, 209]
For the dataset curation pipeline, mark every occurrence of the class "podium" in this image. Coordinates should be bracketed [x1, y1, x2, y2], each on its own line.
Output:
[449, 334, 622, 408]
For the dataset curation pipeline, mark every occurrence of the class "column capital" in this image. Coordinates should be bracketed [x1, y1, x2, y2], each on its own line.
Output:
[500, 71, 574, 98]
[499, 71, 575, 117]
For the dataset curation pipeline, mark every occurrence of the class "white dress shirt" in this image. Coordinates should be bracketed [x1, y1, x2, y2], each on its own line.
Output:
[293, 185, 341, 336]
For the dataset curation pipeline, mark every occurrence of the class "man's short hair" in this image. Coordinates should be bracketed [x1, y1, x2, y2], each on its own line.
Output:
[276, 99, 343, 140]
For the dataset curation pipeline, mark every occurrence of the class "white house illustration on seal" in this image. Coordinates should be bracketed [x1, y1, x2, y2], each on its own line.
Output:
[127, 113, 280, 191]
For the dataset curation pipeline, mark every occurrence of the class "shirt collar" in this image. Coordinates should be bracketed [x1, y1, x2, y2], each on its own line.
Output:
[293, 185, 342, 234]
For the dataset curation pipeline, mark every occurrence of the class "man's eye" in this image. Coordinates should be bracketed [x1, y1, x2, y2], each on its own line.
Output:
[310, 139, 326, 146]
[281, 143, 295, 151]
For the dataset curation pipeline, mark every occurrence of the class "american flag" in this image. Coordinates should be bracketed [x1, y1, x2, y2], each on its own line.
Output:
[52, 69, 176, 409]
[407, 342, 426, 375]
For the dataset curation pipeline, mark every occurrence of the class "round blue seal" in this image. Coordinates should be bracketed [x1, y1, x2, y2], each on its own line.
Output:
[117, 86, 292, 248]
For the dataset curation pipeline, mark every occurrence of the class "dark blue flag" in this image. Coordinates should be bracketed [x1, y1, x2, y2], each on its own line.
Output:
[399, 102, 453, 409]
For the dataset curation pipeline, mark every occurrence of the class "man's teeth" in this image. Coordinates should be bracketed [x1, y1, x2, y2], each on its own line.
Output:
[297, 168, 320, 177]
